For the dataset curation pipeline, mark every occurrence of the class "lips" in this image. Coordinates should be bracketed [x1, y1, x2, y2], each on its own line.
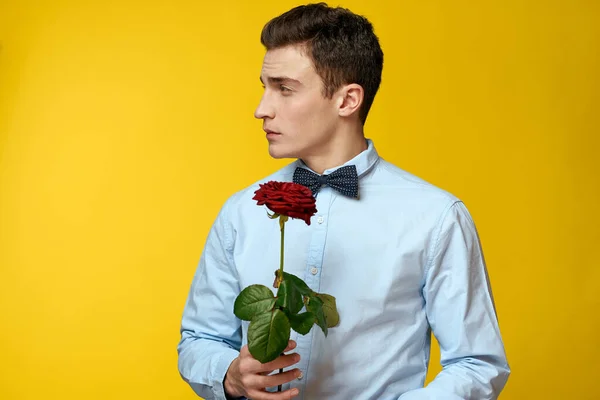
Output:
[264, 129, 281, 140]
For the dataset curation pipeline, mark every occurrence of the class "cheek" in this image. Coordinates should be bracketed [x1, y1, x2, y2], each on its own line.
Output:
[285, 96, 335, 128]
[288, 98, 314, 120]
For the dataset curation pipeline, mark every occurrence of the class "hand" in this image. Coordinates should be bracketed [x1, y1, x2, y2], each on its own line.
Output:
[224, 340, 302, 400]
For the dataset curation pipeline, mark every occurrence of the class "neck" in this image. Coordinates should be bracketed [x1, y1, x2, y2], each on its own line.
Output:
[301, 127, 367, 174]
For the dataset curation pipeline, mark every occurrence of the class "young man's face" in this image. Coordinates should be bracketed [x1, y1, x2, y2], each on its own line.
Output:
[255, 45, 340, 160]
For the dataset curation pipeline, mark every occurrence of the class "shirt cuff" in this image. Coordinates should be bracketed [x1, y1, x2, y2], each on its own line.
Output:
[398, 388, 464, 400]
[213, 348, 241, 400]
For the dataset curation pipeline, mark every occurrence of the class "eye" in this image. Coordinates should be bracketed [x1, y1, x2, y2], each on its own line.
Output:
[279, 85, 292, 93]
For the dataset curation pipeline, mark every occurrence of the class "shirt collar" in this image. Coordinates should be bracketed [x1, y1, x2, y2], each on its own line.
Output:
[295, 138, 380, 178]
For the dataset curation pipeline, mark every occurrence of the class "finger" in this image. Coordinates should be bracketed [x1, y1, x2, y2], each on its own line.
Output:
[258, 352, 300, 373]
[283, 340, 297, 353]
[247, 387, 300, 400]
[260, 368, 302, 388]
[240, 342, 299, 374]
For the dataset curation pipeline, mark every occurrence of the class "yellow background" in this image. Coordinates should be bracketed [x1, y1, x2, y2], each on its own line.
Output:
[1, 1, 598, 399]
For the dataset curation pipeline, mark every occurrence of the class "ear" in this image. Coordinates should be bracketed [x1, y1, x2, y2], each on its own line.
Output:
[337, 84, 364, 118]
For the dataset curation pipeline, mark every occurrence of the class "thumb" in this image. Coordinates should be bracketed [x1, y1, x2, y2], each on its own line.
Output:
[283, 340, 297, 353]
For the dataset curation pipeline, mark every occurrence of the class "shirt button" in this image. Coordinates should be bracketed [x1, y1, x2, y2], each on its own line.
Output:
[310, 267, 318, 275]
[317, 216, 324, 224]
[297, 371, 304, 380]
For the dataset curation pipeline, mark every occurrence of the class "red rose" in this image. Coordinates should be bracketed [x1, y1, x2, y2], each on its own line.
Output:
[252, 181, 317, 225]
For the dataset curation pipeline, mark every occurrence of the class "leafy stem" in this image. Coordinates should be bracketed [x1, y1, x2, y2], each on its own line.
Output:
[278, 215, 288, 287]
[278, 216, 285, 392]
[233, 215, 339, 368]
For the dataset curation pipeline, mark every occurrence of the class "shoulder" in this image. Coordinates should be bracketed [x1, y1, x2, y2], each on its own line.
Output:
[373, 160, 483, 240]
[369, 158, 461, 208]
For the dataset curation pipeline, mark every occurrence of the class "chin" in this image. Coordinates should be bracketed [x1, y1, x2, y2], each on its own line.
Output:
[267, 144, 298, 160]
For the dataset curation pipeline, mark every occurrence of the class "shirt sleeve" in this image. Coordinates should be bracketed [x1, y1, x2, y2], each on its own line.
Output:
[399, 201, 510, 400]
[177, 198, 243, 400]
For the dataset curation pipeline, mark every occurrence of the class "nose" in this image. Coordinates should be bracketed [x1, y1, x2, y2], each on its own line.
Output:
[254, 93, 275, 120]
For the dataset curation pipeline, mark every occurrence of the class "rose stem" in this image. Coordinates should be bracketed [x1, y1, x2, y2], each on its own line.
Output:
[278, 215, 286, 392]
[279, 216, 285, 281]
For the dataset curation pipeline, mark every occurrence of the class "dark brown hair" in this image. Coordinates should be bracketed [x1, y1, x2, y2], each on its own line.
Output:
[260, 3, 384, 124]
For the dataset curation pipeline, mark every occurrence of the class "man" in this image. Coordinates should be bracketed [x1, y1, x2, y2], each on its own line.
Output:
[178, 3, 510, 399]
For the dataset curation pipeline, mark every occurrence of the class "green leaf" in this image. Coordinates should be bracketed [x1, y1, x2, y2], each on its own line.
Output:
[233, 285, 276, 321]
[247, 309, 291, 363]
[315, 293, 339, 328]
[276, 279, 304, 314]
[287, 311, 315, 335]
[280, 271, 312, 296]
[306, 295, 328, 336]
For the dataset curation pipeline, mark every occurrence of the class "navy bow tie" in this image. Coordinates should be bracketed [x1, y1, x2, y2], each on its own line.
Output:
[293, 165, 359, 198]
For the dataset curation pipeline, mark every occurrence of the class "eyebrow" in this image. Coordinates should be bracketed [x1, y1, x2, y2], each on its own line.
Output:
[260, 76, 302, 86]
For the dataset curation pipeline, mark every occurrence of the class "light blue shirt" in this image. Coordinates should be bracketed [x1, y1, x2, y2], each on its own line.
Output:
[177, 139, 510, 399]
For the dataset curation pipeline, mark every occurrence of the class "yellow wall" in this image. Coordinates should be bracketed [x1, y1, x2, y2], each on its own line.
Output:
[1, 1, 598, 399]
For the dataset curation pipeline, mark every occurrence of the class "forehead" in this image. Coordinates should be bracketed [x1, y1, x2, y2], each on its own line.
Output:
[261, 45, 317, 82]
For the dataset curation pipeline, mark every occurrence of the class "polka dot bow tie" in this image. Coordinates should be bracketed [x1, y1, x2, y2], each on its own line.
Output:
[293, 165, 359, 198]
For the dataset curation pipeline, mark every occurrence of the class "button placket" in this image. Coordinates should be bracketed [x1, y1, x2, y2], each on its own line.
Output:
[292, 191, 331, 399]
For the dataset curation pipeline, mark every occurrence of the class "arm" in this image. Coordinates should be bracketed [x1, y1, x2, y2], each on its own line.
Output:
[399, 201, 510, 400]
[178, 198, 303, 400]
[177, 199, 242, 399]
